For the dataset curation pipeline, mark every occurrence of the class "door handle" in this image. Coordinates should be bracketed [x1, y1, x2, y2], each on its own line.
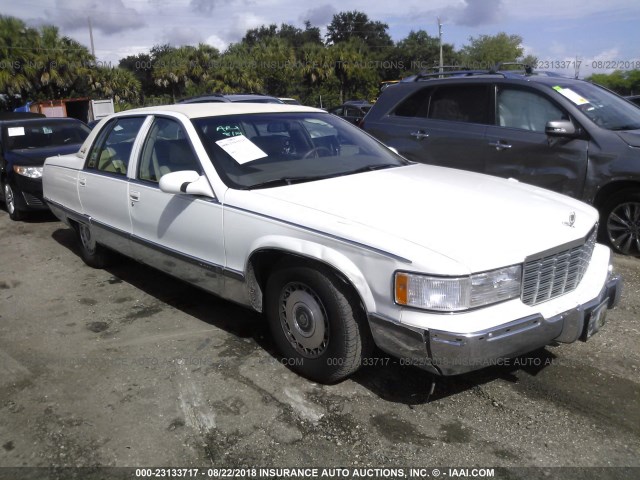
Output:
[488, 141, 512, 151]
[129, 191, 140, 201]
[79, 177, 87, 187]
[410, 130, 429, 140]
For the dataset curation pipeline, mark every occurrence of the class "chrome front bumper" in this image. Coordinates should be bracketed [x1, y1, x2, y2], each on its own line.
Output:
[369, 274, 622, 376]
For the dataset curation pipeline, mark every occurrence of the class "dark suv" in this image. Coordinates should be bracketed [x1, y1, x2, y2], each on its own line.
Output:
[362, 69, 640, 256]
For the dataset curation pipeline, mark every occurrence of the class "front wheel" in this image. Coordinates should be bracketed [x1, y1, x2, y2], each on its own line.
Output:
[600, 191, 640, 256]
[76, 222, 113, 268]
[265, 264, 371, 383]
[2, 181, 24, 221]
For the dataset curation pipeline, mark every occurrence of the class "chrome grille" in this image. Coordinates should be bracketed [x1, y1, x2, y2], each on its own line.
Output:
[521, 229, 597, 306]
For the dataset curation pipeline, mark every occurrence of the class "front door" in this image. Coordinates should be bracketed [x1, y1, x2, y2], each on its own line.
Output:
[128, 116, 226, 292]
[483, 86, 589, 198]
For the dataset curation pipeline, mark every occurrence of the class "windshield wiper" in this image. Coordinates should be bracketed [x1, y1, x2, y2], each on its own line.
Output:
[348, 163, 400, 174]
[611, 124, 640, 131]
[247, 175, 326, 189]
[246, 164, 400, 189]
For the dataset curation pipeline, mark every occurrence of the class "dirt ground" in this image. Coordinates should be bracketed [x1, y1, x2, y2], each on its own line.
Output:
[0, 210, 638, 480]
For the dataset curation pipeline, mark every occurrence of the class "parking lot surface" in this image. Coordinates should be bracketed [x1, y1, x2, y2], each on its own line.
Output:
[0, 210, 638, 478]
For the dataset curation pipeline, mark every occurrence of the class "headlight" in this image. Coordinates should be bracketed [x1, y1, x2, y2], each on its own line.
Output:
[394, 265, 522, 312]
[13, 165, 43, 179]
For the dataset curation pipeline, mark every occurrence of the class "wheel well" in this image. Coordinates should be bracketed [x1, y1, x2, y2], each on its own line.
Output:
[248, 249, 369, 314]
[593, 181, 640, 209]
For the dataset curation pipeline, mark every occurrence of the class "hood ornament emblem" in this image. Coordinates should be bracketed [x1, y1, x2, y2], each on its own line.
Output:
[563, 211, 576, 228]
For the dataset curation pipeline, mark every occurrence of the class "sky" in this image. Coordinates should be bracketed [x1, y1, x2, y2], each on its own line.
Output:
[2, 0, 639, 78]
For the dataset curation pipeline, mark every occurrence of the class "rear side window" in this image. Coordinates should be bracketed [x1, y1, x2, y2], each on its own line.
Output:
[393, 85, 491, 124]
[86, 117, 146, 175]
[429, 85, 491, 124]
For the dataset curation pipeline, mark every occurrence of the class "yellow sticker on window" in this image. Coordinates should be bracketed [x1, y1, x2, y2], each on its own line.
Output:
[553, 86, 590, 105]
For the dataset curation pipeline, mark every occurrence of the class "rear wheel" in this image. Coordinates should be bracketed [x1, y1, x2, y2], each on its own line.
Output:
[600, 191, 640, 256]
[265, 264, 371, 383]
[2, 181, 24, 221]
[76, 222, 112, 268]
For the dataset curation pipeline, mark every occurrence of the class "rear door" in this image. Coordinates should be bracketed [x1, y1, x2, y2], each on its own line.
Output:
[78, 116, 148, 256]
[368, 84, 492, 173]
[483, 85, 589, 197]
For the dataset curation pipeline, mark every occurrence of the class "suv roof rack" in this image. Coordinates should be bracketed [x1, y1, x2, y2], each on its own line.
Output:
[405, 63, 557, 82]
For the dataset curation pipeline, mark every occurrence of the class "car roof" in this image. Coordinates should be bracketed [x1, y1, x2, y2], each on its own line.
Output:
[0, 116, 84, 126]
[0, 112, 45, 121]
[112, 103, 324, 119]
[178, 93, 283, 104]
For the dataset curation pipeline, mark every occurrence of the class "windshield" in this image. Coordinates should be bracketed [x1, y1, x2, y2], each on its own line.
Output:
[549, 82, 640, 131]
[192, 112, 407, 189]
[4, 120, 90, 151]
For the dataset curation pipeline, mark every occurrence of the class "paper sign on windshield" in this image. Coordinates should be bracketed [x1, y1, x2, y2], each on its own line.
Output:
[553, 86, 590, 105]
[215, 135, 267, 164]
[7, 127, 25, 137]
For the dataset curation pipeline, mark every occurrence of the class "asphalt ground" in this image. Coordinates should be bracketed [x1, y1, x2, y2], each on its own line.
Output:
[0, 208, 638, 480]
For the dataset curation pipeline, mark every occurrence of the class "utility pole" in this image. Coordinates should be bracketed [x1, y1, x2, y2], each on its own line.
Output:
[438, 17, 443, 74]
[88, 17, 95, 57]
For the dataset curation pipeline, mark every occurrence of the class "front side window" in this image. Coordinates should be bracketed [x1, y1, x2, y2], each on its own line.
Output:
[86, 117, 145, 175]
[138, 117, 201, 183]
[497, 88, 568, 132]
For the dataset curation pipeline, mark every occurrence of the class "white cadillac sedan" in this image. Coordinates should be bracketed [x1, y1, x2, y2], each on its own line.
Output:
[43, 104, 621, 383]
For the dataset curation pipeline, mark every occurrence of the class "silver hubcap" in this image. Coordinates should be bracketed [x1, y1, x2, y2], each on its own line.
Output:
[4, 184, 15, 214]
[608, 201, 640, 255]
[79, 224, 96, 255]
[279, 282, 329, 358]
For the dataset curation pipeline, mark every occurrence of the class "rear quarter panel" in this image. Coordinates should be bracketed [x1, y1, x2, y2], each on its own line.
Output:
[43, 154, 83, 217]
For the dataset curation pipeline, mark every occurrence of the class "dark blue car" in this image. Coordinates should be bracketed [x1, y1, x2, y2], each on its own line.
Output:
[0, 115, 90, 220]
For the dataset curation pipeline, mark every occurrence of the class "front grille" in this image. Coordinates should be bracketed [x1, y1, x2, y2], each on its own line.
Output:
[22, 192, 44, 206]
[522, 228, 597, 306]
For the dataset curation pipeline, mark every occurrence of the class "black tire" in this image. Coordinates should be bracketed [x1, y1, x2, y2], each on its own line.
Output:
[76, 222, 112, 268]
[2, 181, 24, 221]
[600, 190, 640, 256]
[265, 263, 372, 383]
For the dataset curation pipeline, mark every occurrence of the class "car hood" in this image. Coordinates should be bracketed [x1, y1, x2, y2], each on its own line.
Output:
[242, 164, 598, 273]
[6, 144, 82, 166]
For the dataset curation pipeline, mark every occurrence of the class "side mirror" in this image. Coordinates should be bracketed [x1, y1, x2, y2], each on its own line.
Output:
[545, 120, 577, 138]
[159, 170, 215, 198]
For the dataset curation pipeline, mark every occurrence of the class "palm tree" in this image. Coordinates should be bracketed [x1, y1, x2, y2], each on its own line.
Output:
[0, 16, 37, 100]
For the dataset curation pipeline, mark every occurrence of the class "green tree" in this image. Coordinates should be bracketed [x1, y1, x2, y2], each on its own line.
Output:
[119, 53, 156, 98]
[587, 70, 640, 95]
[460, 32, 525, 69]
[326, 11, 393, 50]
[386, 29, 458, 78]
[33, 25, 94, 99]
[89, 67, 141, 110]
[0, 16, 95, 106]
[328, 38, 378, 104]
[0, 16, 37, 103]
[152, 44, 220, 101]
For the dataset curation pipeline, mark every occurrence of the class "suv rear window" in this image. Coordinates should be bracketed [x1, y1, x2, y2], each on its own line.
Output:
[393, 85, 491, 124]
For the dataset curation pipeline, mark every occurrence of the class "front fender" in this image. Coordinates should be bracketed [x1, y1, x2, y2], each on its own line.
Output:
[246, 235, 377, 313]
